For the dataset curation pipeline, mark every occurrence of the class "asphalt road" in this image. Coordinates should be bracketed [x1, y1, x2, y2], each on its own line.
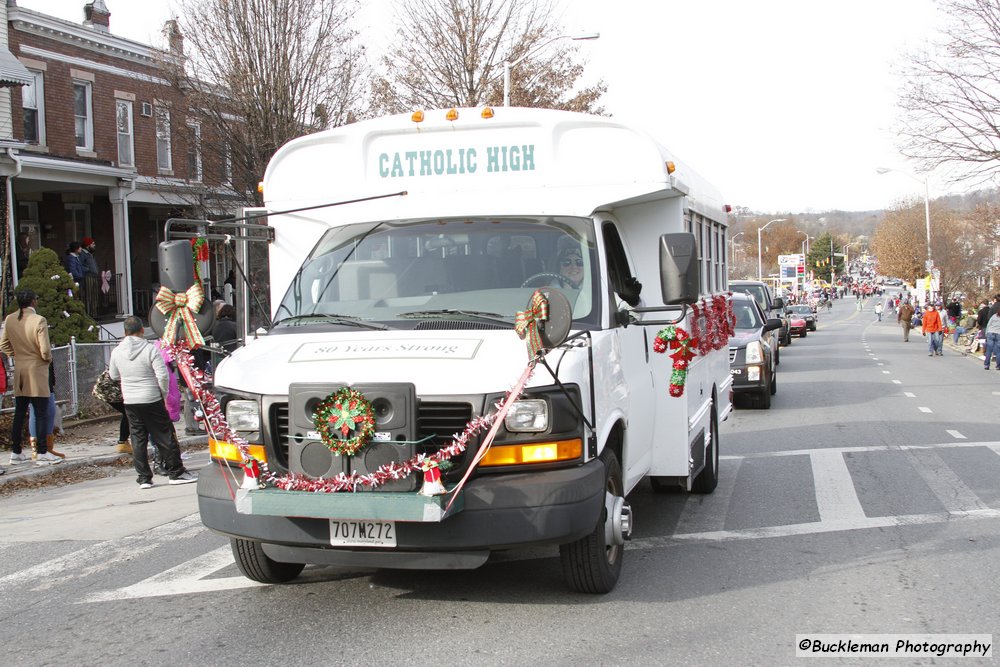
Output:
[1, 295, 997, 666]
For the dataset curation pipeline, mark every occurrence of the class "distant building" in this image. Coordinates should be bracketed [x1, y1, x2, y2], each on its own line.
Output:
[5, 0, 239, 322]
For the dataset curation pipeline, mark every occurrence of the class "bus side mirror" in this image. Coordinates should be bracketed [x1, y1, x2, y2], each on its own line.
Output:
[659, 233, 700, 305]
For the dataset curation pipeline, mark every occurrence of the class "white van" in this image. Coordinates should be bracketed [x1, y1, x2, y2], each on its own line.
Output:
[197, 107, 733, 593]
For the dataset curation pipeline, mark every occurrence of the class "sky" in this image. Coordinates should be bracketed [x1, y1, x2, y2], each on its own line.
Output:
[15, 0, 964, 213]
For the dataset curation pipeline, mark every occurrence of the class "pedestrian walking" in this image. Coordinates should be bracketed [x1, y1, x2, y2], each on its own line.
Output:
[108, 316, 196, 489]
[898, 299, 915, 341]
[874, 301, 884, 321]
[921, 304, 944, 356]
[0, 289, 61, 466]
[984, 310, 1000, 370]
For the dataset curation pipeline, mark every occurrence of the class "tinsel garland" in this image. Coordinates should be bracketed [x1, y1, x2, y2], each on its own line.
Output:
[653, 326, 696, 397]
[652, 293, 734, 398]
[168, 341, 536, 494]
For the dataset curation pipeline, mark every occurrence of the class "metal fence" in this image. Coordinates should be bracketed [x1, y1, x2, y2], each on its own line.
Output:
[2, 338, 120, 420]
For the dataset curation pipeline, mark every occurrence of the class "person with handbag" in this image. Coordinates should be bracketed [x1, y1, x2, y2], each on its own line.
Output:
[108, 316, 196, 489]
[93, 367, 130, 452]
[0, 289, 61, 466]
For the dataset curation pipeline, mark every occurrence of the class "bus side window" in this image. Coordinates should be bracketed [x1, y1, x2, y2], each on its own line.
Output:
[601, 223, 641, 309]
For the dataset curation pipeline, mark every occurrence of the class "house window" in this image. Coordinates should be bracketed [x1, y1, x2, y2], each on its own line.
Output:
[155, 105, 172, 172]
[186, 121, 202, 182]
[116, 100, 134, 168]
[73, 81, 93, 149]
[64, 203, 91, 242]
[221, 142, 232, 186]
[22, 70, 44, 145]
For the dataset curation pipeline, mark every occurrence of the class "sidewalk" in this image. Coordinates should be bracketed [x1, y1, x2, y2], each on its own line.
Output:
[0, 416, 208, 484]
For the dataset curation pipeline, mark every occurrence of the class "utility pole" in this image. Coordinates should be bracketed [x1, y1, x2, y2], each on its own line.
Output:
[830, 236, 835, 288]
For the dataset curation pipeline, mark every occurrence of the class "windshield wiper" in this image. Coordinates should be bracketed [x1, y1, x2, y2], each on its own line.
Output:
[398, 309, 514, 327]
[271, 313, 389, 330]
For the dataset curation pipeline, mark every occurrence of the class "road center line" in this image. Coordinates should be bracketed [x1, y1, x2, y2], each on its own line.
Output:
[919, 407, 932, 413]
[946, 430, 966, 439]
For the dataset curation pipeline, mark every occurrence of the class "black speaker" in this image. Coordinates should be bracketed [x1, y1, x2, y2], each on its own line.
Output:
[287, 382, 418, 490]
[148, 240, 215, 340]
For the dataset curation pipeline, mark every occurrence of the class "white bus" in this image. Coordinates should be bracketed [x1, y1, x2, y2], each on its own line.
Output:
[197, 107, 733, 593]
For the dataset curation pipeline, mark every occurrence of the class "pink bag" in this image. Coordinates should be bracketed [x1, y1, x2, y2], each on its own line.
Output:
[154, 341, 182, 422]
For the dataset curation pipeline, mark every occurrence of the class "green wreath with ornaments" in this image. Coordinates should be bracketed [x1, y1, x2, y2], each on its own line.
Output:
[313, 387, 376, 456]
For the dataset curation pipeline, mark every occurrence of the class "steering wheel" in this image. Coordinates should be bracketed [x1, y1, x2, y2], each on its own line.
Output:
[521, 272, 576, 289]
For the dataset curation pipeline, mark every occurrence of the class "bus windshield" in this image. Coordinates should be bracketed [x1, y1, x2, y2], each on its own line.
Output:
[273, 216, 599, 329]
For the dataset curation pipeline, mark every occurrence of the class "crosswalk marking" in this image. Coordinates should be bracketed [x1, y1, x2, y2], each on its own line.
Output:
[82, 545, 263, 602]
[629, 508, 1000, 549]
[904, 392, 916, 397]
[49, 441, 1000, 600]
[0, 514, 204, 592]
[722, 441, 1000, 460]
[810, 450, 866, 522]
[946, 430, 966, 440]
[903, 447, 986, 512]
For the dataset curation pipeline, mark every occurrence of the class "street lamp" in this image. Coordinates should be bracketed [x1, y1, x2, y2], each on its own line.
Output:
[843, 241, 858, 267]
[757, 218, 787, 282]
[503, 32, 600, 107]
[729, 231, 745, 264]
[876, 167, 932, 271]
[796, 230, 811, 255]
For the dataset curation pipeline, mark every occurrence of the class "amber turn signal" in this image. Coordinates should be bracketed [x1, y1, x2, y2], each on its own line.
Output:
[479, 438, 583, 467]
[209, 438, 268, 465]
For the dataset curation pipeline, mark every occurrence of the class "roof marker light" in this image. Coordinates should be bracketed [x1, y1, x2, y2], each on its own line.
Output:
[257, 181, 264, 193]
[446, 108, 459, 121]
[411, 110, 425, 123]
[481, 106, 494, 119]
[665, 161, 676, 174]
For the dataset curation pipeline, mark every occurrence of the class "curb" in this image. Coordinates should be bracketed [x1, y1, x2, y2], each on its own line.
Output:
[0, 436, 209, 486]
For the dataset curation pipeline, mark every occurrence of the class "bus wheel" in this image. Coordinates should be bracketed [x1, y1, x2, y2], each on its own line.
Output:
[692, 405, 719, 494]
[560, 449, 628, 594]
[231, 538, 305, 584]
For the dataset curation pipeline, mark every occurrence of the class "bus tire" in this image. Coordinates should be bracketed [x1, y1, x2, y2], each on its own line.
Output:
[560, 449, 624, 594]
[692, 404, 719, 494]
[231, 538, 305, 584]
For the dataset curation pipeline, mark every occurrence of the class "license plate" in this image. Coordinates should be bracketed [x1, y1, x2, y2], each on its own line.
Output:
[329, 519, 396, 547]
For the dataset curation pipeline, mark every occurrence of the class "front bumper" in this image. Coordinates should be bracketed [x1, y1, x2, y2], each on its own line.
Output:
[197, 459, 605, 567]
[730, 364, 767, 393]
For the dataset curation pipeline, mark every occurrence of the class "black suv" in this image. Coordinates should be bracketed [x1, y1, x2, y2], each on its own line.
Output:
[729, 279, 790, 353]
[729, 292, 783, 409]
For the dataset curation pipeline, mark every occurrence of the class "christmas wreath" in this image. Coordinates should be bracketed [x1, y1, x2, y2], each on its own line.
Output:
[313, 387, 376, 456]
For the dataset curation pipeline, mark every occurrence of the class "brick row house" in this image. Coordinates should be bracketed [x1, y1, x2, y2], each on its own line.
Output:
[3, 0, 240, 326]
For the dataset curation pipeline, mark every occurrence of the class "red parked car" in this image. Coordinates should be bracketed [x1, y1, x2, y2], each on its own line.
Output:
[788, 312, 808, 337]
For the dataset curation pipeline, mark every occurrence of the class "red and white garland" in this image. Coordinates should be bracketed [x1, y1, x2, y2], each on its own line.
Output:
[652, 293, 734, 398]
[168, 341, 536, 494]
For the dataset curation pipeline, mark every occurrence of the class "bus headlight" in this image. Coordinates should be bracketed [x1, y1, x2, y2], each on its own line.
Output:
[226, 400, 260, 432]
[504, 399, 548, 432]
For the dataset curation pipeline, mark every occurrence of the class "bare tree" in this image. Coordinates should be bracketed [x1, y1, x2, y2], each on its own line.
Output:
[370, 0, 605, 114]
[171, 0, 366, 209]
[896, 0, 1000, 185]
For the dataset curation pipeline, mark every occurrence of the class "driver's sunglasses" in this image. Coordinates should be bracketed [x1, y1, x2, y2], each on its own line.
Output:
[561, 258, 584, 267]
